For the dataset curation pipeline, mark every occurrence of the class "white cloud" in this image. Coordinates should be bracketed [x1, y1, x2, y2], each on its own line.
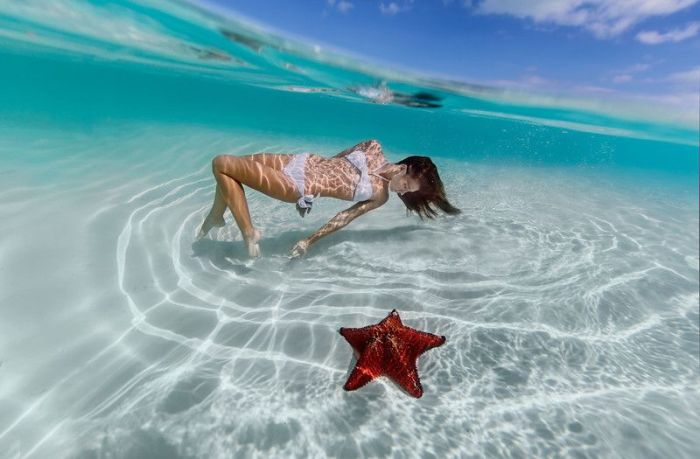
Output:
[623, 63, 652, 73]
[380, 2, 400, 15]
[610, 62, 654, 83]
[490, 73, 556, 90]
[327, 0, 354, 14]
[471, 0, 699, 38]
[666, 66, 700, 84]
[337, 1, 354, 13]
[379, 1, 414, 15]
[609, 64, 699, 87]
[636, 21, 700, 44]
[613, 74, 633, 83]
[573, 85, 615, 93]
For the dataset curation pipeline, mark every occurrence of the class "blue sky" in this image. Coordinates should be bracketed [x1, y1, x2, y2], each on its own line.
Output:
[201, 0, 699, 110]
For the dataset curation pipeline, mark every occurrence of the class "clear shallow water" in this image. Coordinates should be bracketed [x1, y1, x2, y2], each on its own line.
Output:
[0, 1, 698, 458]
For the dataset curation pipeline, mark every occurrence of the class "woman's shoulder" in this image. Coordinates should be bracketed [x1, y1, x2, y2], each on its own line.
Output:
[361, 140, 390, 171]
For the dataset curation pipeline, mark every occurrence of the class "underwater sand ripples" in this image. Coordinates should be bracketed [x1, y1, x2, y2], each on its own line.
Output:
[1, 135, 698, 458]
[55, 157, 695, 457]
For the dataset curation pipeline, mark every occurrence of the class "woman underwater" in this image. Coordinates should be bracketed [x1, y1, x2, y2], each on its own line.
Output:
[197, 139, 460, 258]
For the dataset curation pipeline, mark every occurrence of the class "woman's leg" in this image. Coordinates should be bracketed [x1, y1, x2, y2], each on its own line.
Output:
[215, 165, 261, 257]
[199, 154, 299, 257]
[197, 185, 227, 239]
[198, 152, 292, 239]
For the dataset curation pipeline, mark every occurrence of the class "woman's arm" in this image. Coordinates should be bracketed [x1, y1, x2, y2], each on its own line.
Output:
[290, 194, 389, 258]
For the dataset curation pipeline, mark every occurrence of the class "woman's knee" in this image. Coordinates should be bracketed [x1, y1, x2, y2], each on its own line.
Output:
[212, 154, 238, 174]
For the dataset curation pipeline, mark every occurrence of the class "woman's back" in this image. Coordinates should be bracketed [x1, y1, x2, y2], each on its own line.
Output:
[305, 140, 389, 200]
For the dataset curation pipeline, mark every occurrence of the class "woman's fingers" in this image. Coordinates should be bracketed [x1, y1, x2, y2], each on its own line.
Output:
[290, 240, 309, 259]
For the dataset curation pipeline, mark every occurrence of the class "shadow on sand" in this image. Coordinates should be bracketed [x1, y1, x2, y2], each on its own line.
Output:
[190, 224, 427, 266]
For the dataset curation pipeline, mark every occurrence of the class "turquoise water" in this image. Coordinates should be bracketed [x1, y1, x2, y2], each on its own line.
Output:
[0, 1, 698, 458]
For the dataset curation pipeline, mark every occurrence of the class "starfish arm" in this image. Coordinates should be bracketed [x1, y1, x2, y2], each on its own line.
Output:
[380, 309, 403, 328]
[398, 328, 446, 361]
[339, 326, 378, 354]
[384, 338, 424, 398]
[343, 341, 384, 392]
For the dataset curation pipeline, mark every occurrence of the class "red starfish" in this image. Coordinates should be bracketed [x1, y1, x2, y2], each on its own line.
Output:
[339, 309, 446, 398]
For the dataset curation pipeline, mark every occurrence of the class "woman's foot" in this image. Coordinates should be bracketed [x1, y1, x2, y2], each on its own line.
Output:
[197, 214, 226, 240]
[244, 228, 262, 258]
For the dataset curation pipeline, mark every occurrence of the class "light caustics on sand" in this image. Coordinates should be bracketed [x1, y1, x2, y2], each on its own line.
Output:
[1, 128, 696, 458]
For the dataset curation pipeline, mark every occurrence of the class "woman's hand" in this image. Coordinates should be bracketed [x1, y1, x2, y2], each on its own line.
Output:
[290, 239, 310, 259]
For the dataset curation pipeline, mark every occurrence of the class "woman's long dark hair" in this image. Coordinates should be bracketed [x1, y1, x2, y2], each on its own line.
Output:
[396, 156, 460, 219]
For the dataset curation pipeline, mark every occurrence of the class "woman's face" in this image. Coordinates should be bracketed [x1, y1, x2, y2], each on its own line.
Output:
[389, 173, 420, 194]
